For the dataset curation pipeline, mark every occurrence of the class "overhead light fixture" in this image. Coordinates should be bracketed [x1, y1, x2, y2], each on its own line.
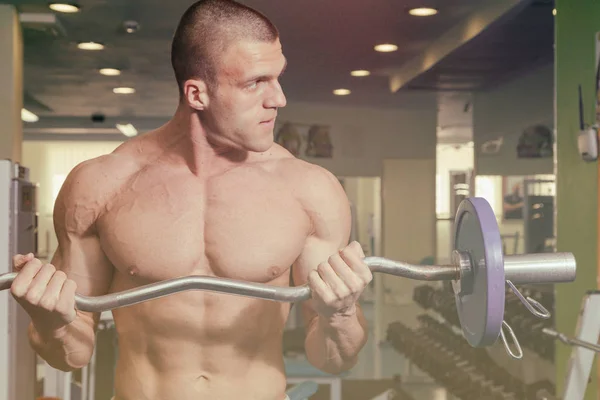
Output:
[408, 7, 438, 17]
[77, 41, 104, 50]
[333, 89, 351, 96]
[116, 123, 138, 137]
[123, 20, 140, 34]
[374, 43, 398, 53]
[100, 68, 121, 76]
[113, 87, 135, 94]
[351, 70, 371, 77]
[48, 2, 80, 13]
[21, 109, 39, 123]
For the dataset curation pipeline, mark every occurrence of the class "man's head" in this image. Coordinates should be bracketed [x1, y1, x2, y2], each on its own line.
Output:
[171, 0, 287, 153]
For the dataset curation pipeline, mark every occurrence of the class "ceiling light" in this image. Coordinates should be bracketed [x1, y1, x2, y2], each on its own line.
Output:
[351, 70, 370, 77]
[48, 2, 80, 13]
[408, 7, 438, 17]
[374, 43, 398, 53]
[113, 87, 135, 94]
[116, 123, 138, 137]
[123, 20, 140, 34]
[77, 41, 104, 50]
[552, 8, 556, 16]
[21, 109, 39, 123]
[333, 89, 351, 96]
[100, 68, 121, 76]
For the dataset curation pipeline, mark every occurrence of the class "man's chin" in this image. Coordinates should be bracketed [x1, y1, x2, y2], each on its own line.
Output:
[249, 138, 274, 153]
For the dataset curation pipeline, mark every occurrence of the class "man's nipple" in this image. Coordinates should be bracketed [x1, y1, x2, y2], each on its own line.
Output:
[128, 265, 139, 277]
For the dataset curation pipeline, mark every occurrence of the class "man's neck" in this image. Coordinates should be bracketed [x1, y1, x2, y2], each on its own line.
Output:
[157, 106, 250, 177]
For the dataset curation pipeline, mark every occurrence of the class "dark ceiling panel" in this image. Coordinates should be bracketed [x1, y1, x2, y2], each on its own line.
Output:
[0, 0, 489, 116]
[402, 0, 555, 92]
[1, 0, 553, 118]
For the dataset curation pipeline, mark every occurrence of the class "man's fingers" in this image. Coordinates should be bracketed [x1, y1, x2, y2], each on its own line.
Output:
[317, 262, 349, 299]
[328, 253, 363, 292]
[10, 258, 44, 298]
[38, 271, 67, 311]
[55, 279, 77, 321]
[308, 269, 334, 304]
[24, 264, 56, 306]
[340, 246, 372, 283]
[349, 241, 365, 258]
[12, 253, 35, 271]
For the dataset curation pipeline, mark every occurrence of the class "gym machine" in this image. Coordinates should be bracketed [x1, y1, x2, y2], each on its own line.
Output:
[544, 291, 600, 400]
[0, 159, 38, 400]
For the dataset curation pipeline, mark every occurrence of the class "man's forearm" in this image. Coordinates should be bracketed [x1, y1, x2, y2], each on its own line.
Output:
[28, 311, 96, 372]
[304, 305, 369, 375]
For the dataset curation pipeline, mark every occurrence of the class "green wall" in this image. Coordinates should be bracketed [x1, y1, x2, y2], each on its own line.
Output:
[555, 1, 600, 398]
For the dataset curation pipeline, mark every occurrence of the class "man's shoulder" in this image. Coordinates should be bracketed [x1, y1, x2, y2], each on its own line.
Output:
[270, 154, 348, 213]
[60, 150, 139, 204]
[274, 156, 339, 191]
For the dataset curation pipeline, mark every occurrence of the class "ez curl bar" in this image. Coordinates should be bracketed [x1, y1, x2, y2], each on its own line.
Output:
[0, 197, 578, 359]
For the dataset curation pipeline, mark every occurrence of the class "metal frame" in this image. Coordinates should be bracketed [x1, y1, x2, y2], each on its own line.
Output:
[560, 291, 600, 400]
[0, 160, 12, 400]
[286, 376, 342, 400]
[523, 178, 555, 254]
[0, 159, 38, 400]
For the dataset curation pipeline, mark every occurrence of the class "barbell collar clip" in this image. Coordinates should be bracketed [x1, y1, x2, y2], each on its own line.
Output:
[500, 320, 523, 359]
[506, 280, 551, 319]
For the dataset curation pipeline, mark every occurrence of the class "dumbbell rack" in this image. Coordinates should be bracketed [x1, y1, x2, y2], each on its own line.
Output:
[387, 315, 556, 400]
[383, 283, 558, 400]
[412, 283, 555, 361]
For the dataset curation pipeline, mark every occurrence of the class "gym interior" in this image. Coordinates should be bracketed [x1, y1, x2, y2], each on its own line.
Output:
[1, 0, 599, 399]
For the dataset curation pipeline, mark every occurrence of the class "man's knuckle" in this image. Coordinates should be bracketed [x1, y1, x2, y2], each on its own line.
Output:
[25, 290, 41, 304]
[10, 284, 26, 298]
[53, 270, 67, 280]
[38, 297, 54, 311]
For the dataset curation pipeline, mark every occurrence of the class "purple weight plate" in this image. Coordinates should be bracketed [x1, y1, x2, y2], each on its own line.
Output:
[453, 197, 505, 347]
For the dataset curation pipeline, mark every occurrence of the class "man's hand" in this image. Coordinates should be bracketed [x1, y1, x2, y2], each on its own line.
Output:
[307, 241, 373, 318]
[11, 253, 78, 336]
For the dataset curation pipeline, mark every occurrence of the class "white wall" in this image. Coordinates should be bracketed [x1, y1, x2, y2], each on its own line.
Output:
[22, 141, 122, 260]
[474, 63, 554, 176]
[436, 143, 474, 218]
[277, 99, 437, 177]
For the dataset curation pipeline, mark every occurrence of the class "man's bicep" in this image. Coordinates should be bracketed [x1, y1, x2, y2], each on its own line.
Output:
[291, 165, 353, 323]
[51, 161, 114, 321]
[51, 237, 114, 297]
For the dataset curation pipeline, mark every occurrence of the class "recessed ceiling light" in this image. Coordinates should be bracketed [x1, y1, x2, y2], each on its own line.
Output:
[408, 7, 438, 16]
[351, 70, 371, 77]
[21, 108, 39, 123]
[374, 43, 398, 53]
[100, 68, 121, 76]
[77, 41, 104, 50]
[116, 123, 138, 137]
[333, 89, 351, 96]
[113, 87, 135, 94]
[48, 2, 80, 13]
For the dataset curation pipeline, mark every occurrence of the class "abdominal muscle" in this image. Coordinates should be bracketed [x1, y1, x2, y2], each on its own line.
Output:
[110, 288, 292, 400]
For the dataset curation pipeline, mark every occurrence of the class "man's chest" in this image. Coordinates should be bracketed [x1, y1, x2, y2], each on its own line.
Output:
[97, 167, 312, 285]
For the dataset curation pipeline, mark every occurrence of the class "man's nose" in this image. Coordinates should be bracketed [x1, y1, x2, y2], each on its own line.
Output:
[265, 80, 286, 109]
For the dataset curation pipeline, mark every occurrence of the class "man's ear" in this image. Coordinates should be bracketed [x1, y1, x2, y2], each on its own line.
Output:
[183, 79, 209, 110]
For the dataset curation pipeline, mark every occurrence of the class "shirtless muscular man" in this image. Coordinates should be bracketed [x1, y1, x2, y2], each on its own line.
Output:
[10, 1, 372, 399]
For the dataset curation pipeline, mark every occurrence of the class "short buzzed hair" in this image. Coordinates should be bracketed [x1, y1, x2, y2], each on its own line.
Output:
[171, 0, 279, 97]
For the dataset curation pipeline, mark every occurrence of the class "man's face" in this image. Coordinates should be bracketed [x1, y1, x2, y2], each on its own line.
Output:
[203, 38, 287, 153]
